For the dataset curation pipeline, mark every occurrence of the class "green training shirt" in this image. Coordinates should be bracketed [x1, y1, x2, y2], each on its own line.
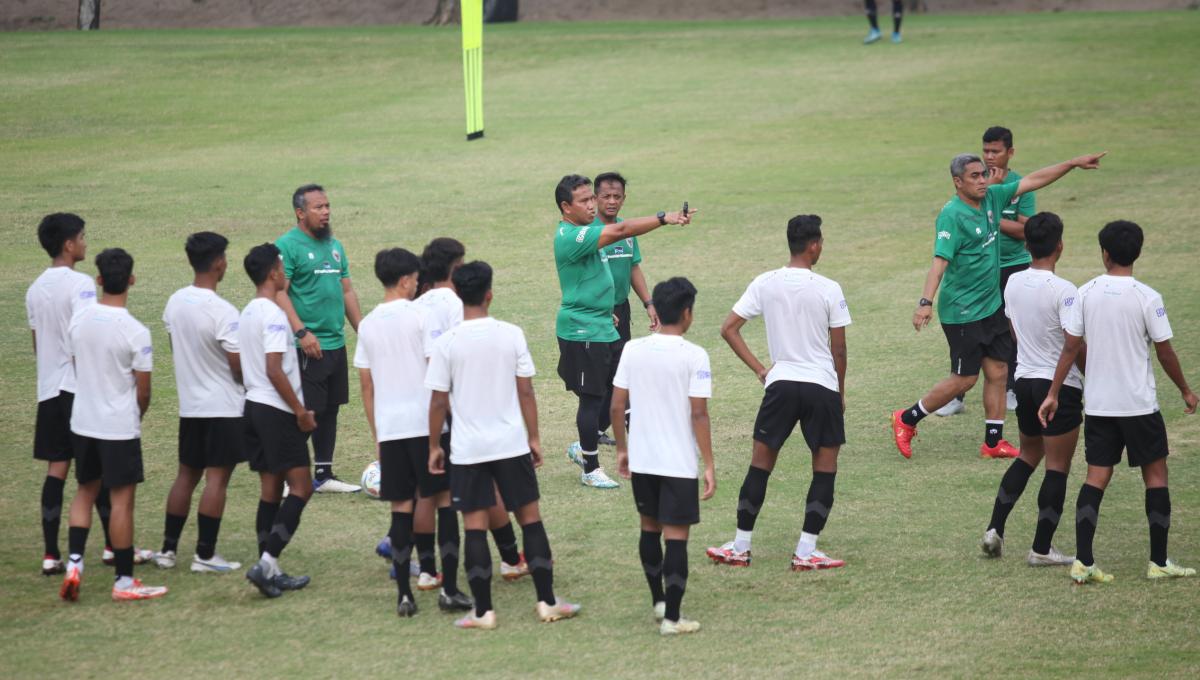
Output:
[998, 169, 1036, 268]
[276, 226, 350, 350]
[599, 219, 642, 305]
[933, 181, 1018, 325]
[554, 218, 618, 343]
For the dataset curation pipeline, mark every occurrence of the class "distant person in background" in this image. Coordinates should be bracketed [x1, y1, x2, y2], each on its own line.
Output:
[864, 1, 903, 44]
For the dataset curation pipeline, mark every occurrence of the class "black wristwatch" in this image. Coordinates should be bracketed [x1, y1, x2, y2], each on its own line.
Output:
[295, 327, 310, 339]
[656, 211, 667, 225]
[918, 298, 933, 307]
[643, 299, 654, 308]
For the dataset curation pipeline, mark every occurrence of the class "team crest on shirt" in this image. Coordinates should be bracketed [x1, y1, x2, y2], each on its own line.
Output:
[839, 300, 848, 309]
[308, 252, 314, 260]
[1064, 297, 1075, 307]
[696, 370, 711, 380]
[625, 238, 634, 248]
[937, 231, 951, 240]
[332, 250, 341, 263]
[140, 346, 152, 355]
[80, 291, 95, 299]
[1157, 307, 1166, 317]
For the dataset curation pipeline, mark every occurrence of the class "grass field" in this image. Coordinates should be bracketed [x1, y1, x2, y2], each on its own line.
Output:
[2, 11, 1200, 678]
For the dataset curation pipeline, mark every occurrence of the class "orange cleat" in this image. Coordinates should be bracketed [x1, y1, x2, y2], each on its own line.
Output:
[59, 566, 81, 602]
[980, 440, 1019, 459]
[891, 409, 917, 459]
[790, 551, 846, 571]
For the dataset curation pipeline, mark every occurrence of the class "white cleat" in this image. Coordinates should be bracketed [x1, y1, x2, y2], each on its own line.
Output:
[660, 618, 701, 635]
[42, 557, 65, 576]
[981, 528, 1003, 558]
[314, 477, 361, 494]
[416, 572, 442, 591]
[1027, 546, 1074, 566]
[934, 398, 966, 417]
[536, 599, 581, 623]
[580, 468, 620, 489]
[153, 550, 177, 569]
[191, 553, 242, 573]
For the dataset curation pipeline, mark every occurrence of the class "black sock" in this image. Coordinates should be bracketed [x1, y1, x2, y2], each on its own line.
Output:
[663, 539, 688, 623]
[437, 507, 461, 595]
[491, 522, 520, 565]
[1031, 470, 1068, 555]
[985, 421, 1005, 448]
[96, 486, 113, 548]
[313, 407, 338, 481]
[864, 0, 879, 31]
[41, 475, 66, 559]
[737, 466, 770, 532]
[521, 521, 555, 605]
[389, 512, 414, 599]
[1146, 487, 1170, 568]
[987, 458, 1034, 537]
[576, 393, 603, 472]
[802, 471, 836, 535]
[414, 532, 437, 575]
[256, 499, 280, 554]
[195, 513, 220, 560]
[113, 546, 134, 580]
[68, 525, 89, 559]
[900, 401, 928, 427]
[464, 529, 492, 617]
[583, 454, 600, 474]
[162, 512, 187, 553]
[266, 495, 307, 558]
[1075, 484, 1105, 567]
[892, 0, 903, 32]
[639, 530, 665, 605]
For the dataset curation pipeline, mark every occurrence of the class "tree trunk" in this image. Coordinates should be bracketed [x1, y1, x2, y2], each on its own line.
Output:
[78, 0, 100, 30]
[425, 0, 457, 26]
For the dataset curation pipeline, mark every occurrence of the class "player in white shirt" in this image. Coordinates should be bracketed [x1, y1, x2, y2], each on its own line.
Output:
[154, 232, 245, 575]
[355, 247, 473, 616]
[706, 215, 851, 571]
[980, 213, 1083, 566]
[426, 261, 580, 629]
[60, 248, 167, 602]
[611, 277, 715, 636]
[240, 243, 319, 599]
[1039, 220, 1198, 584]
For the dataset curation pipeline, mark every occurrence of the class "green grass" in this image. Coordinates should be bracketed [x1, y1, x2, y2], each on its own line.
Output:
[3, 11, 1200, 677]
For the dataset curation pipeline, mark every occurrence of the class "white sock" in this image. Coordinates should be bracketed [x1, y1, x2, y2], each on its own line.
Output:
[114, 575, 134, 589]
[795, 532, 819, 558]
[259, 552, 280, 578]
[916, 400, 930, 415]
[733, 529, 753, 553]
[68, 554, 84, 573]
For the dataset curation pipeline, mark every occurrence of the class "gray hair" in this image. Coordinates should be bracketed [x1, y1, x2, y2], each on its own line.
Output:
[950, 154, 983, 179]
[292, 183, 325, 211]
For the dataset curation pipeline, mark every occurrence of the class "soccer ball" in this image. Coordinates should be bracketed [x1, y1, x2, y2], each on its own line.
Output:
[361, 460, 382, 500]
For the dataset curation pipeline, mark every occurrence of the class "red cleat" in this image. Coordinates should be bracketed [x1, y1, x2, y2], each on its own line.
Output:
[790, 551, 846, 571]
[981, 440, 1020, 459]
[60, 566, 81, 602]
[705, 543, 752, 567]
[891, 409, 917, 459]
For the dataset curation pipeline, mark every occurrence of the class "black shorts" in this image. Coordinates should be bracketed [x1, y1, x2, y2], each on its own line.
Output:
[72, 435, 143, 487]
[557, 337, 612, 397]
[34, 392, 75, 462]
[614, 299, 632, 344]
[753, 381, 846, 453]
[244, 401, 311, 474]
[631, 472, 700, 526]
[298, 345, 349, 413]
[941, 307, 1013, 376]
[1000, 264, 1029, 367]
[1014, 378, 1082, 438]
[179, 417, 247, 469]
[451, 454, 539, 513]
[1084, 413, 1169, 468]
[379, 433, 451, 501]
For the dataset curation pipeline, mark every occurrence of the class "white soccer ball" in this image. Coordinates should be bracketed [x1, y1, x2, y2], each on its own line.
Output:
[361, 460, 382, 500]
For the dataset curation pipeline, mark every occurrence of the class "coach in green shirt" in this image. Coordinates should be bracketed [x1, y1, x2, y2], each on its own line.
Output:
[274, 184, 364, 493]
[554, 174, 694, 490]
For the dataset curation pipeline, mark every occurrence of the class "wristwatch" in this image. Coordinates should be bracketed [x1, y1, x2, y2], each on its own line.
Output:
[656, 211, 667, 225]
[295, 327, 310, 339]
[918, 298, 933, 307]
[643, 299, 654, 308]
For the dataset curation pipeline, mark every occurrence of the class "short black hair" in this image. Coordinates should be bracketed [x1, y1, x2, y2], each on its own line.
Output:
[1023, 212, 1064, 259]
[1098, 220, 1144, 267]
[375, 247, 421, 288]
[292, 184, 325, 211]
[420, 237, 466, 285]
[243, 242, 282, 286]
[185, 231, 229, 273]
[983, 126, 1014, 148]
[37, 213, 85, 258]
[555, 174, 591, 212]
[652, 277, 698, 326]
[787, 214, 823, 255]
[593, 172, 627, 192]
[452, 261, 493, 306]
[95, 248, 134, 295]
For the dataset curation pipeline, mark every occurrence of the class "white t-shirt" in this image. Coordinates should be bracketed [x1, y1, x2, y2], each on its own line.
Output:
[239, 297, 304, 414]
[163, 286, 244, 418]
[1004, 268, 1083, 390]
[415, 287, 464, 356]
[613, 334, 712, 479]
[26, 267, 97, 402]
[731, 267, 851, 392]
[353, 299, 446, 442]
[424, 317, 536, 465]
[67, 305, 152, 440]
[1065, 275, 1173, 416]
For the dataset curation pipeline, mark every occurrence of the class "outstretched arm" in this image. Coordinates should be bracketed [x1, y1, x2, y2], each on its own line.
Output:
[597, 210, 696, 248]
[1015, 152, 1106, 197]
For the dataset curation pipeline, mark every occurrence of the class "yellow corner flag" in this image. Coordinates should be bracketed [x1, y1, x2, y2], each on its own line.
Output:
[462, 0, 484, 141]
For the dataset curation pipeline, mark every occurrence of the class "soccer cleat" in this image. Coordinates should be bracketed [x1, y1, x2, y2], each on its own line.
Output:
[455, 610, 497, 630]
[581, 468, 620, 489]
[597, 431, 617, 447]
[660, 618, 702, 635]
[191, 554, 242, 573]
[501, 554, 530, 581]
[438, 589, 475, 612]
[980, 529, 1003, 558]
[272, 572, 310, 591]
[59, 566, 81, 602]
[102, 547, 113, 565]
[1006, 389, 1018, 412]
[706, 542, 752, 567]
[864, 28, 881, 44]
[790, 550, 846, 571]
[654, 601, 666, 622]
[1027, 546, 1074, 566]
[112, 579, 168, 601]
[980, 440, 1020, 459]
[42, 556, 65, 576]
[102, 546, 155, 566]
[375, 536, 392, 560]
[536, 599, 581, 623]
[313, 476, 361, 494]
[153, 550, 176, 569]
[566, 441, 586, 469]
[934, 397, 965, 417]
[1147, 560, 1197, 579]
[890, 409, 917, 459]
[891, 31, 902, 44]
[246, 563, 283, 598]
[1070, 560, 1114, 585]
[417, 572, 442, 591]
[397, 594, 418, 618]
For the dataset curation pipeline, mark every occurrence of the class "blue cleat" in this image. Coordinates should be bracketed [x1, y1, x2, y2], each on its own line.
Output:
[376, 536, 392, 560]
[864, 28, 881, 44]
[892, 32, 902, 44]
